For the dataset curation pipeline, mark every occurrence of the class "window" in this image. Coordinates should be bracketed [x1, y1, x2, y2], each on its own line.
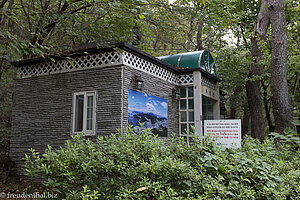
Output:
[202, 96, 214, 121]
[179, 87, 194, 145]
[73, 91, 96, 135]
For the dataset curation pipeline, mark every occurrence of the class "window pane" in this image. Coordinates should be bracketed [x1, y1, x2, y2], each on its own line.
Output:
[75, 95, 84, 132]
[189, 111, 194, 122]
[180, 112, 187, 122]
[86, 95, 94, 130]
[188, 99, 194, 109]
[180, 100, 186, 110]
[180, 88, 186, 98]
[181, 124, 187, 134]
[208, 112, 214, 120]
[188, 87, 194, 97]
[202, 96, 214, 120]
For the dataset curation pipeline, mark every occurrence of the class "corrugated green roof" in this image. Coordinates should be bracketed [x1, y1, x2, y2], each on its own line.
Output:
[158, 50, 216, 75]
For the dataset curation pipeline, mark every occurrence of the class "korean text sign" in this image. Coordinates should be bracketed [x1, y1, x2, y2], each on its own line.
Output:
[204, 120, 241, 148]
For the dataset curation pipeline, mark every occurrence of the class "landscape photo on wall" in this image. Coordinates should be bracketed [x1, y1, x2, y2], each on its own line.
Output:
[128, 89, 168, 137]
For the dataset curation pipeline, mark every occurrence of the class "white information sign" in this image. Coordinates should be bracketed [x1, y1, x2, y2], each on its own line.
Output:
[204, 120, 241, 148]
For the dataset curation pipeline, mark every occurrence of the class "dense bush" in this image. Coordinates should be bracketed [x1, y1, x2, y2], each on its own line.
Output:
[25, 126, 300, 200]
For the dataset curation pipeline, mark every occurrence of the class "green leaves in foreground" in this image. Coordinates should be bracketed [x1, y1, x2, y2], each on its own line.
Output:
[25, 127, 300, 199]
[269, 121, 300, 150]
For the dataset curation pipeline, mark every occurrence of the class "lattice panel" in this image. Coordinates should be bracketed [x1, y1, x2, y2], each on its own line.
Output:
[122, 52, 178, 84]
[178, 74, 194, 85]
[16, 49, 216, 88]
[202, 76, 216, 89]
[17, 51, 122, 79]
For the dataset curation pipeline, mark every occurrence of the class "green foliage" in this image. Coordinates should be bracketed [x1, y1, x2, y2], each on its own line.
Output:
[269, 120, 300, 150]
[0, 68, 14, 126]
[1, 0, 172, 59]
[214, 48, 250, 118]
[25, 127, 300, 199]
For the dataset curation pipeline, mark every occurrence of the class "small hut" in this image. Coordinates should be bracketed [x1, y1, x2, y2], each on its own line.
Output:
[10, 43, 220, 175]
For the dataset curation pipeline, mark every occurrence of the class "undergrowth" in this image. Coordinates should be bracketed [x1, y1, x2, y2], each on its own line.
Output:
[25, 126, 300, 200]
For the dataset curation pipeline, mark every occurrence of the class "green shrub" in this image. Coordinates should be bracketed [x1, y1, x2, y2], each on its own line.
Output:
[25, 126, 300, 199]
[269, 122, 300, 150]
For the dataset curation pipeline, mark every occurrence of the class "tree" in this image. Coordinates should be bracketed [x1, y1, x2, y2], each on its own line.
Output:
[245, 0, 269, 141]
[1, 0, 173, 60]
[268, 0, 295, 134]
[141, 0, 232, 56]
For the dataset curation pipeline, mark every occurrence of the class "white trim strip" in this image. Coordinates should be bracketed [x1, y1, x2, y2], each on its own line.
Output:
[16, 51, 123, 79]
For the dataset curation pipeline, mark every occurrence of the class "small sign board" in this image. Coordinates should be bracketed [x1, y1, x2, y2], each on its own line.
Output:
[204, 120, 241, 148]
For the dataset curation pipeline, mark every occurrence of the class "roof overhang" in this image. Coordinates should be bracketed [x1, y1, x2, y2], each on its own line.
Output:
[11, 42, 220, 82]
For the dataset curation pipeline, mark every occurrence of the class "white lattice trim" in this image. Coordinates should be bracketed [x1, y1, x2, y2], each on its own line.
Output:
[122, 52, 178, 84]
[16, 49, 217, 88]
[178, 74, 194, 85]
[202, 76, 216, 89]
[16, 51, 122, 79]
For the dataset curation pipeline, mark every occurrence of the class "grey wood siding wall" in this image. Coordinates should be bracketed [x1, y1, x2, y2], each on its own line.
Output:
[10, 66, 123, 176]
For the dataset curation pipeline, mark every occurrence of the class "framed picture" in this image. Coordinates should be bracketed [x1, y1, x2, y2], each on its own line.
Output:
[128, 89, 168, 137]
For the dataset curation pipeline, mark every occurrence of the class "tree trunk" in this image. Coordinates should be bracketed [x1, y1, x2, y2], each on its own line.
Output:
[261, 81, 275, 132]
[229, 106, 236, 119]
[0, 61, 4, 80]
[268, 0, 294, 134]
[229, 88, 239, 119]
[241, 109, 250, 138]
[264, 98, 275, 132]
[246, 0, 269, 142]
[246, 82, 265, 141]
[196, 20, 203, 50]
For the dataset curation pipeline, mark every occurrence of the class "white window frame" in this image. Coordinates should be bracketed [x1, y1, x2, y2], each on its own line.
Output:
[72, 91, 96, 136]
[179, 86, 194, 145]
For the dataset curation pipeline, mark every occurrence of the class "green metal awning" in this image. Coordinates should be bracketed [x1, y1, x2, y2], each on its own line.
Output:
[157, 50, 216, 75]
